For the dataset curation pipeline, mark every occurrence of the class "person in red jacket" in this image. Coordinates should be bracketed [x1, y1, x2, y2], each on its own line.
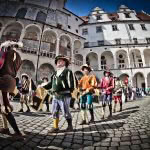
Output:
[99, 70, 114, 119]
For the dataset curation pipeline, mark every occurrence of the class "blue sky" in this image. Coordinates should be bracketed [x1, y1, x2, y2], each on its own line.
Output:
[65, 0, 150, 16]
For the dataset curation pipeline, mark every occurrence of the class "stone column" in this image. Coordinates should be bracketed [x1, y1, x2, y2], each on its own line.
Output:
[113, 53, 117, 69]
[98, 53, 101, 70]
[0, 27, 5, 40]
[140, 50, 146, 67]
[56, 38, 60, 56]
[19, 29, 26, 41]
[145, 77, 148, 89]
[127, 49, 131, 68]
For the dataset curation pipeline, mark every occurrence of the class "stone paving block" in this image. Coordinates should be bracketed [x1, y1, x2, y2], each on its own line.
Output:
[120, 141, 131, 146]
[131, 140, 142, 145]
[141, 143, 150, 149]
[130, 145, 141, 150]
[95, 147, 107, 150]
[118, 146, 130, 150]
[111, 142, 119, 146]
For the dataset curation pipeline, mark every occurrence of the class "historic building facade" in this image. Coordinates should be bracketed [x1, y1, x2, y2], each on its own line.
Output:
[0, 0, 150, 88]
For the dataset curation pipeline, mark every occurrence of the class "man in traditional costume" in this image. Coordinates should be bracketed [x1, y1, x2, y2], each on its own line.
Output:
[78, 64, 97, 125]
[113, 77, 123, 112]
[0, 41, 24, 138]
[18, 73, 31, 112]
[42, 55, 76, 133]
[99, 70, 114, 119]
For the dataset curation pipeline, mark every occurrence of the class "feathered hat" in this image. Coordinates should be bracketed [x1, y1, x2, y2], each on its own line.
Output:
[0, 41, 23, 49]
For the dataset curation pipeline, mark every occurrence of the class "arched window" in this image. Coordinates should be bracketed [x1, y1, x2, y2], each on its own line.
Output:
[36, 11, 47, 23]
[101, 56, 106, 70]
[24, 32, 38, 41]
[16, 8, 27, 18]
[118, 54, 125, 69]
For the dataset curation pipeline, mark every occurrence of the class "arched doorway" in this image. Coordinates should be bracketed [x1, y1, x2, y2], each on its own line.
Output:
[20, 60, 35, 79]
[38, 63, 55, 81]
[101, 51, 114, 69]
[86, 52, 98, 70]
[133, 72, 145, 88]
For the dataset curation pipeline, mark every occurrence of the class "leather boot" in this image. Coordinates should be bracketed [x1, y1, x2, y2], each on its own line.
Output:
[120, 102, 122, 112]
[108, 104, 112, 118]
[66, 119, 73, 131]
[89, 109, 94, 123]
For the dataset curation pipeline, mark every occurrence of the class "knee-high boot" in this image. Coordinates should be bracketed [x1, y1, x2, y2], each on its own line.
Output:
[108, 104, 112, 117]
[89, 109, 94, 123]
[120, 102, 122, 112]
[66, 118, 73, 131]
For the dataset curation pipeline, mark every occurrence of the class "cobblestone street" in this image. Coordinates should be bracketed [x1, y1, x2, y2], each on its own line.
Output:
[0, 97, 150, 150]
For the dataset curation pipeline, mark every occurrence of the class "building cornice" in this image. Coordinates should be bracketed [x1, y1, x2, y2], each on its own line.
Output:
[79, 20, 150, 27]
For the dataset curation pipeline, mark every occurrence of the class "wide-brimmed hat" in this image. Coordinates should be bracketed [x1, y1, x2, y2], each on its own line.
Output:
[21, 73, 29, 80]
[55, 55, 70, 67]
[81, 64, 92, 72]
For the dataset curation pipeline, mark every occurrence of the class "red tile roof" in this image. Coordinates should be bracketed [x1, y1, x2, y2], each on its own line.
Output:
[136, 12, 150, 21]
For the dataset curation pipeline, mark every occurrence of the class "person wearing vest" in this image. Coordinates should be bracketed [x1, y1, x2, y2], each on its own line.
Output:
[18, 73, 31, 112]
[99, 70, 114, 119]
[113, 77, 123, 112]
[78, 64, 97, 125]
[43, 55, 76, 133]
[0, 41, 24, 138]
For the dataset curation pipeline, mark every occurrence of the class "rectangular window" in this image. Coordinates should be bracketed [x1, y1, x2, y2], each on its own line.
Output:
[98, 40, 104, 46]
[141, 24, 147, 30]
[84, 42, 89, 48]
[68, 25, 71, 29]
[76, 29, 78, 33]
[133, 38, 138, 44]
[82, 28, 88, 35]
[76, 18, 78, 21]
[96, 26, 102, 33]
[128, 24, 135, 30]
[146, 38, 150, 44]
[96, 15, 102, 20]
[115, 39, 121, 45]
[124, 13, 131, 18]
[112, 25, 118, 31]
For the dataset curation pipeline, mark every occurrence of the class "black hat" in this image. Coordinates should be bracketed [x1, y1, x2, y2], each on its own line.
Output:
[81, 64, 92, 72]
[103, 70, 111, 76]
[42, 77, 49, 81]
[55, 55, 70, 67]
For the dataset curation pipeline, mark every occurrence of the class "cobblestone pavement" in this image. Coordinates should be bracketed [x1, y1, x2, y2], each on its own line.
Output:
[0, 97, 150, 150]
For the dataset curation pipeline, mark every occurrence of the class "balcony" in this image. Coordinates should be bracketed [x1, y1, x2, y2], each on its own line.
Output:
[84, 39, 150, 48]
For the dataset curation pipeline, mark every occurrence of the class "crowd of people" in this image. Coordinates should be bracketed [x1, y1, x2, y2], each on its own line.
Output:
[0, 40, 148, 140]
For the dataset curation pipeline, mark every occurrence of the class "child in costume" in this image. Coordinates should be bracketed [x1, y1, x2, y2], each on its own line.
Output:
[78, 64, 97, 124]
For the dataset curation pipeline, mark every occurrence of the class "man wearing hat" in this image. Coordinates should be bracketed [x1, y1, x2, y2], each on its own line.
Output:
[99, 69, 114, 119]
[42, 55, 76, 133]
[78, 64, 97, 125]
[0, 41, 24, 138]
[18, 73, 31, 112]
